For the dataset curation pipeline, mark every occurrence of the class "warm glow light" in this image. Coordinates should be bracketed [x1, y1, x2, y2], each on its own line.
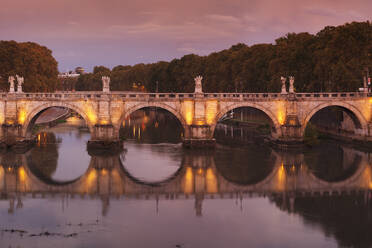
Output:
[276, 163, 286, 191]
[86, 169, 97, 185]
[277, 101, 286, 125]
[82, 169, 98, 193]
[143, 115, 149, 124]
[196, 120, 205, 125]
[0, 166, 4, 189]
[101, 169, 107, 176]
[206, 168, 218, 193]
[18, 109, 27, 124]
[67, 116, 80, 123]
[183, 167, 194, 194]
[278, 112, 285, 125]
[84, 102, 97, 124]
[183, 101, 194, 125]
[100, 120, 109, 125]
[0, 110, 4, 125]
[18, 166, 26, 182]
[206, 100, 218, 125]
[361, 165, 372, 189]
[362, 99, 372, 123]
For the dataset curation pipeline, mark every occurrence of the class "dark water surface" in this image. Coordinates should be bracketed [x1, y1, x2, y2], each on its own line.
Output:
[1, 112, 372, 248]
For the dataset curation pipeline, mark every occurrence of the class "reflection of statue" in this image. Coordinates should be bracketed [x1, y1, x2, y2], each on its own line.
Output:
[8, 76, 15, 93]
[102, 76, 110, 93]
[194, 75, 203, 94]
[16, 74, 24, 93]
[280, 76, 287, 94]
[289, 76, 295, 93]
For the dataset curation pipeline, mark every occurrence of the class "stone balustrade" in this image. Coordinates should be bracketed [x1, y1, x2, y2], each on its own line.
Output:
[0, 91, 368, 101]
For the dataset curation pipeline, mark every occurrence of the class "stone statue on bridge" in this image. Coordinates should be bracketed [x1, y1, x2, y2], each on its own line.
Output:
[16, 75, 24, 93]
[8, 76, 15, 93]
[289, 76, 295, 93]
[102, 76, 110, 93]
[194, 75, 203, 94]
[280, 76, 287, 94]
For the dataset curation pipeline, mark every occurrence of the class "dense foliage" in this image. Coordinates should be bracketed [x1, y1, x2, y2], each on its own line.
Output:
[0, 41, 58, 92]
[76, 21, 372, 93]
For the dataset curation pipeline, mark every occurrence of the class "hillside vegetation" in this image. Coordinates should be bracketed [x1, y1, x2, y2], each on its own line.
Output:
[76, 21, 372, 93]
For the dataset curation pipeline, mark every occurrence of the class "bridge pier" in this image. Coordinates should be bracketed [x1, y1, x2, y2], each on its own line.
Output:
[0, 124, 35, 150]
[274, 114, 304, 149]
[87, 124, 123, 152]
[183, 124, 216, 148]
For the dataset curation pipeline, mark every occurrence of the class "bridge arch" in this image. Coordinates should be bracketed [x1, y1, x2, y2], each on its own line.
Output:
[302, 101, 368, 136]
[22, 102, 94, 138]
[115, 102, 188, 136]
[212, 102, 282, 138]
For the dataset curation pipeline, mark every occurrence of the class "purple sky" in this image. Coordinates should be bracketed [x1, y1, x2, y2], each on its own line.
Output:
[1, 0, 371, 72]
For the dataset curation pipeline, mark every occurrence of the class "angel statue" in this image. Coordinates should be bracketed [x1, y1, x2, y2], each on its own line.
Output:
[16, 75, 24, 93]
[102, 76, 110, 93]
[194, 75, 203, 94]
[8, 76, 15, 93]
[280, 76, 287, 94]
[289, 76, 295, 93]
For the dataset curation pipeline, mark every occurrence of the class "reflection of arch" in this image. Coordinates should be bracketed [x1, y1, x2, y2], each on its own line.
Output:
[307, 162, 367, 188]
[215, 163, 281, 191]
[303, 102, 368, 135]
[23, 102, 93, 138]
[118, 153, 184, 186]
[25, 162, 83, 186]
[115, 103, 187, 135]
[212, 102, 282, 137]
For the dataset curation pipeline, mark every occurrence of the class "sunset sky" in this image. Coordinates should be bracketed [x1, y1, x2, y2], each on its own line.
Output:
[1, 0, 371, 72]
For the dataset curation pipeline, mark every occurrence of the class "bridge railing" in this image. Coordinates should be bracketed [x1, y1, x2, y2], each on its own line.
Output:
[295, 92, 367, 99]
[0, 91, 368, 100]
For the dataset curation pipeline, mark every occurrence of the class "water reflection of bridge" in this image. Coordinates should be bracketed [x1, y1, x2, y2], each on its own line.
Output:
[1, 147, 372, 216]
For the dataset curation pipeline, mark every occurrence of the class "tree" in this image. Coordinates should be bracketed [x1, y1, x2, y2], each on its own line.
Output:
[0, 40, 58, 92]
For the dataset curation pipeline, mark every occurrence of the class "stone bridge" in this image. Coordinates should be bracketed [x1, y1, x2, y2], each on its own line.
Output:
[1, 77, 372, 148]
[1, 148, 372, 215]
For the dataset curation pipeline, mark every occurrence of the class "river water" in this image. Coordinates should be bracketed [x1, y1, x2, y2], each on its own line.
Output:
[1, 110, 372, 248]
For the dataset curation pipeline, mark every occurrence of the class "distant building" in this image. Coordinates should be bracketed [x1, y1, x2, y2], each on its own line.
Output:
[75, 67, 85, 75]
[58, 67, 85, 79]
[58, 67, 85, 91]
[58, 71, 80, 78]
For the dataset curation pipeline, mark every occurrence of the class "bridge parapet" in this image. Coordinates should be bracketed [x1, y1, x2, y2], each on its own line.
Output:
[0, 91, 368, 101]
[0, 91, 368, 104]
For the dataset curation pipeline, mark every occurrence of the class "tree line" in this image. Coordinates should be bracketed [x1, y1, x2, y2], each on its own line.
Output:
[1, 21, 371, 93]
[0, 41, 58, 92]
[76, 21, 372, 93]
